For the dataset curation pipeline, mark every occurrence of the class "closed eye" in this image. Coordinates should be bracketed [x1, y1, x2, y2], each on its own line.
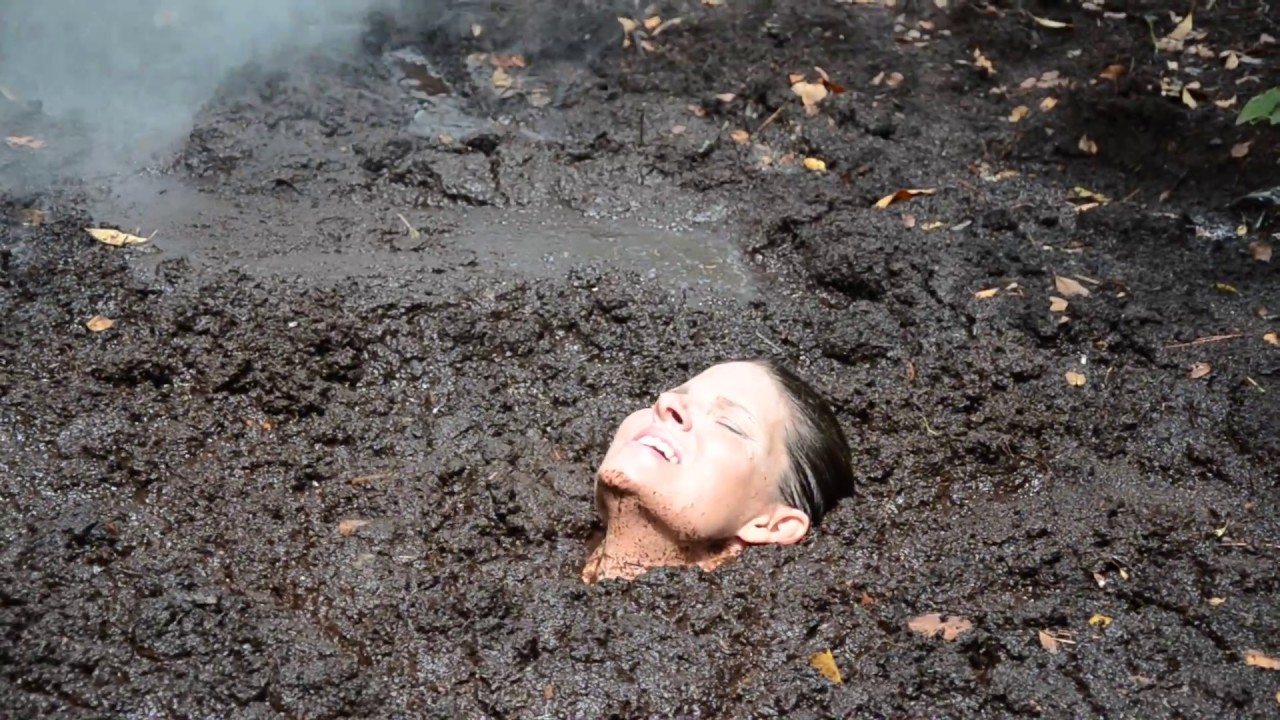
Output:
[718, 420, 745, 436]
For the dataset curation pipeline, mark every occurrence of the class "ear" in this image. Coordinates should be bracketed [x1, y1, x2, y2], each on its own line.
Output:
[734, 504, 811, 546]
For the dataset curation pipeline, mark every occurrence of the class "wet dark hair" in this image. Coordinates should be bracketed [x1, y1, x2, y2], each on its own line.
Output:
[750, 358, 854, 528]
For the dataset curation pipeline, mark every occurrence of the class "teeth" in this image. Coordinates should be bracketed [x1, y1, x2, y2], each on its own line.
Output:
[638, 436, 679, 463]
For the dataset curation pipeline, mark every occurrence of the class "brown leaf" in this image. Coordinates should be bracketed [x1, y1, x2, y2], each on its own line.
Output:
[670, 124, 686, 135]
[908, 613, 974, 641]
[1215, 95, 1238, 109]
[1008, 105, 1031, 123]
[730, 129, 750, 145]
[1099, 64, 1127, 80]
[1065, 370, 1087, 387]
[1167, 11, 1194, 41]
[689, 104, 707, 117]
[5, 135, 45, 150]
[1231, 141, 1252, 158]
[544, 684, 555, 700]
[1208, 597, 1227, 606]
[19, 208, 44, 226]
[643, 15, 662, 31]
[1039, 97, 1058, 112]
[1224, 51, 1240, 70]
[85, 315, 114, 332]
[1251, 241, 1272, 262]
[714, 92, 736, 103]
[885, 72, 905, 89]
[1038, 629, 1061, 654]
[975, 287, 1000, 299]
[1265, 332, 1278, 346]
[338, 519, 370, 537]
[874, 188, 936, 209]
[860, 592, 876, 608]
[809, 649, 844, 684]
[1049, 296, 1069, 313]
[902, 214, 917, 229]
[1244, 650, 1280, 670]
[489, 54, 527, 69]
[1054, 275, 1091, 298]
[1189, 362, 1212, 380]
[973, 48, 996, 75]
[1078, 134, 1098, 155]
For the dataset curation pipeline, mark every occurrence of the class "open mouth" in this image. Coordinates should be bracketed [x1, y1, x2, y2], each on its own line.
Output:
[636, 435, 680, 464]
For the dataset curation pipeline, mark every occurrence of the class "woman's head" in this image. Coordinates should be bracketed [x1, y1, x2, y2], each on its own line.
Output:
[594, 359, 854, 553]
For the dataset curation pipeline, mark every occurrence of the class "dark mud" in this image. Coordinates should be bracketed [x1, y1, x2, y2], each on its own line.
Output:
[3, 0, 1279, 717]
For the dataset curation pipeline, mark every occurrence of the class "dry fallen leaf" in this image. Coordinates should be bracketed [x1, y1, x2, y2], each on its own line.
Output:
[803, 157, 827, 172]
[1054, 275, 1091, 298]
[85, 315, 114, 332]
[338, 519, 370, 537]
[975, 287, 1000, 299]
[885, 71, 905, 89]
[974, 48, 996, 75]
[1252, 242, 1272, 262]
[1189, 362, 1212, 380]
[730, 129, 750, 145]
[1265, 332, 1279, 346]
[1039, 629, 1062, 654]
[715, 92, 736, 103]
[1078, 134, 1098, 155]
[874, 188, 936, 209]
[1232, 141, 1252, 158]
[908, 613, 974, 641]
[1099, 64, 1127, 81]
[1168, 11, 1194, 41]
[902, 213, 917, 229]
[791, 80, 829, 116]
[689, 104, 707, 118]
[1031, 15, 1072, 29]
[1181, 87, 1198, 110]
[5, 136, 45, 150]
[1040, 97, 1058, 112]
[1215, 95, 1238, 108]
[86, 228, 149, 247]
[1009, 105, 1031, 122]
[618, 16, 638, 34]
[489, 54, 527, 69]
[670, 124, 686, 135]
[1225, 52, 1240, 70]
[1208, 597, 1227, 606]
[1245, 650, 1280, 671]
[1049, 296, 1069, 313]
[1065, 370, 1087, 387]
[19, 208, 45, 226]
[1088, 614, 1113, 628]
[809, 650, 843, 684]
[643, 15, 662, 31]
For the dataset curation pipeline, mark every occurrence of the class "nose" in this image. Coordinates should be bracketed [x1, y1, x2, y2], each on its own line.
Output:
[654, 391, 692, 431]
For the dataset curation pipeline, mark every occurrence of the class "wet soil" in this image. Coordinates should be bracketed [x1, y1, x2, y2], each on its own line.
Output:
[3, 0, 1280, 717]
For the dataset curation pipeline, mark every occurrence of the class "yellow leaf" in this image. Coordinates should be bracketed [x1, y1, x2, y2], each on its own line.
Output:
[1265, 332, 1278, 346]
[1181, 87, 1198, 109]
[85, 315, 114, 332]
[730, 129, 750, 145]
[1244, 650, 1280, 671]
[1009, 105, 1031, 122]
[803, 157, 827, 172]
[1214, 283, 1239, 295]
[1070, 186, 1110, 204]
[338, 519, 370, 537]
[1065, 370, 1087, 387]
[618, 17, 638, 34]
[809, 650, 843, 684]
[874, 188, 936, 209]
[975, 287, 1000, 299]
[1189, 362, 1212, 380]
[921, 221, 945, 231]
[1049, 296, 1069, 313]
[974, 48, 996, 75]
[491, 67, 513, 89]
[643, 15, 663, 30]
[1054, 275, 1091, 298]
[1039, 97, 1058, 111]
[1167, 11, 1194, 41]
[1208, 597, 1226, 606]
[1088, 614, 1113, 628]
[85, 228, 149, 247]
[1031, 15, 1072, 28]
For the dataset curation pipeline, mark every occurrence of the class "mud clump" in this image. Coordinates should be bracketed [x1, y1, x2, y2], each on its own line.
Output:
[2, 1, 1279, 717]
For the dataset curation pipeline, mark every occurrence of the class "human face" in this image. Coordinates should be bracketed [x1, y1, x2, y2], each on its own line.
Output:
[595, 362, 795, 542]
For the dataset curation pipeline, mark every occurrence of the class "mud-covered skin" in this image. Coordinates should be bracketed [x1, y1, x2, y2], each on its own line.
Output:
[2, 0, 1279, 717]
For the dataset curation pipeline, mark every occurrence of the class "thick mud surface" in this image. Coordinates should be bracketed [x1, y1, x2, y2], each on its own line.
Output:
[3, 1, 1279, 717]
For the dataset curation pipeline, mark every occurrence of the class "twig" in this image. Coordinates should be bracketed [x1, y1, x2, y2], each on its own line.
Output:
[1164, 333, 1244, 349]
[756, 99, 789, 134]
[755, 331, 783, 354]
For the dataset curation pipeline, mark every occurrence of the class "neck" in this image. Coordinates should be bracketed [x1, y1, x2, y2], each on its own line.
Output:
[581, 494, 742, 583]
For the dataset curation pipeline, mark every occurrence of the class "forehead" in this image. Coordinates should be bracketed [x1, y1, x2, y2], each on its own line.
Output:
[683, 362, 789, 416]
